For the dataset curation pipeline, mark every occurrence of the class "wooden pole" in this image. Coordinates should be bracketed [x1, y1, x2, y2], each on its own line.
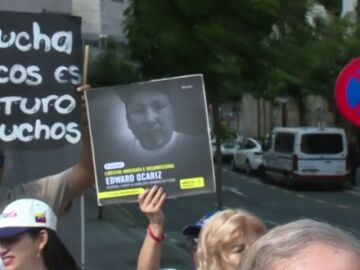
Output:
[82, 45, 90, 85]
[80, 44, 90, 270]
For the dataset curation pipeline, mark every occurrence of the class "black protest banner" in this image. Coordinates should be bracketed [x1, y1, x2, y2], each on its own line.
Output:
[0, 11, 82, 149]
[86, 74, 216, 205]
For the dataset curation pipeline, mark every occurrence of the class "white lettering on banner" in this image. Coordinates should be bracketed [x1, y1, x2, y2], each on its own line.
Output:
[0, 64, 42, 85]
[136, 171, 163, 181]
[54, 65, 81, 84]
[106, 175, 135, 185]
[0, 22, 73, 54]
[0, 120, 81, 144]
[0, 95, 76, 115]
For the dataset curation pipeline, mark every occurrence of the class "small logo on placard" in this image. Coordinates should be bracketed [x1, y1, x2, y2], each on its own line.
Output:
[104, 162, 125, 170]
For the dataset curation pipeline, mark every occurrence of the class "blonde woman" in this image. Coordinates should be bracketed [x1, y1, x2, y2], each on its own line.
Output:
[195, 209, 266, 270]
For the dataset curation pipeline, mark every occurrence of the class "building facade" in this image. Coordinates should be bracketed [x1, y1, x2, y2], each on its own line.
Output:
[1, 0, 129, 45]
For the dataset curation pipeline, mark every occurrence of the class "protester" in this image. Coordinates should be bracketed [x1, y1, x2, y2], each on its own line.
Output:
[137, 185, 214, 270]
[0, 198, 79, 270]
[238, 218, 360, 270]
[0, 85, 94, 216]
[195, 209, 267, 270]
[137, 185, 166, 270]
[137, 186, 266, 270]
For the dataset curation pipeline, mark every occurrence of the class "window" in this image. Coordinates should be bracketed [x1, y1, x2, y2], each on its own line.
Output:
[274, 133, 294, 153]
[244, 140, 256, 149]
[301, 134, 343, 154]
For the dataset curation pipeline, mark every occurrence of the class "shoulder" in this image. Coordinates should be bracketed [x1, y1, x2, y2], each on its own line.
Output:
[23, 167, 75, 216]
[33, 167, 74, 188]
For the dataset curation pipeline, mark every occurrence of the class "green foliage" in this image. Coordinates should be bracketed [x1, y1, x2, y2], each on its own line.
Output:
[265, 2, 360, 108]
[125, 0, 283, 102]
[218, 121, 237, 141]
[317, 0, 342, 15]
[88, 38, 140, 87]
[124, 1, 360, 123]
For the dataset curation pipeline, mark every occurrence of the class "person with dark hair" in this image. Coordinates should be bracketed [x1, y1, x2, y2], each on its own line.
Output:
[125, 87, 176, 151]
[117, 86, 214, 184]
[0, 198, 79, 270]
[122, 86, 201, 164]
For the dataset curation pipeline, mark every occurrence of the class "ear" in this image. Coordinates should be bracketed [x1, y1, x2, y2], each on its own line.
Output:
[37, 229, 49, 252]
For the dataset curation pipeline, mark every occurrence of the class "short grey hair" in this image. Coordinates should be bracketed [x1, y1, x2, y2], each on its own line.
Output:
[239, 219, 360, 270]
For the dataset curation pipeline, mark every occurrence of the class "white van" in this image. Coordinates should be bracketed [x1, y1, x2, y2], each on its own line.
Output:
[262, 127, 348, 188]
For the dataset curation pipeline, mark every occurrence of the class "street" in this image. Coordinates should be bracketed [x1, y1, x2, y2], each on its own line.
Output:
[83, 165, 360, 269]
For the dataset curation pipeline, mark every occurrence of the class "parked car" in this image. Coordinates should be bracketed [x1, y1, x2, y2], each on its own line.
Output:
[262, 127, 348, 189]
[220, 140, 238, 163]
[212, 139, 238, 163]
[232, 138, 263, 174]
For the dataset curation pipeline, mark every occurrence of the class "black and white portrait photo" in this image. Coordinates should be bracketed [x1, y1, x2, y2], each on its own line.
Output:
[86, 75, 215, 205]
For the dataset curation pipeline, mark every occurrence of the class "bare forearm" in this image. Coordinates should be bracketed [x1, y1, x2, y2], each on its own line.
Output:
[137, 225, 164, 270]
[137, 186, 167, 270]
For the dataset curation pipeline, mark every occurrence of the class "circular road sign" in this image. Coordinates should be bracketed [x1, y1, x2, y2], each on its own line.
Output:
[335, 57, 360, 126]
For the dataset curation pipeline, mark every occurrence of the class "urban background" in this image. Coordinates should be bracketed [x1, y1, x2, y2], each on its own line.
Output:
[3, 0, 359, 141]
[2, 1, 360, 269]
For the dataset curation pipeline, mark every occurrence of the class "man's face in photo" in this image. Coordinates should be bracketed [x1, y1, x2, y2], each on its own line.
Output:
[126, 89, 175, 150]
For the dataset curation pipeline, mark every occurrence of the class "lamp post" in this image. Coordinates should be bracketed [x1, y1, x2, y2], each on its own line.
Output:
[317, 107, 325, 129]
[276, 96, 288, 127]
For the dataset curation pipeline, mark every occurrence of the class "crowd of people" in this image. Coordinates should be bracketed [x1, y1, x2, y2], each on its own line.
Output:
[0, 84, 360, 270]
[137, 187, 360, 270]
[0, 85, 93, 270]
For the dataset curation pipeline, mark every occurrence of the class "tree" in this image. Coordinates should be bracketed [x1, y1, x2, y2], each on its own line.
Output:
[125, 0, 283, 208]
[264, 2, 360, 125]
[88, 38, 139, 87]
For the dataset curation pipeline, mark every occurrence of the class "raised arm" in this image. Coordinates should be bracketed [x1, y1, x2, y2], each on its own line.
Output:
[137, 185, 167, 270]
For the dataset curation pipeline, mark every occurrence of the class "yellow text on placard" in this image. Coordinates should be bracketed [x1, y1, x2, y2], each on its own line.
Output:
[179, 177, 205, 190]
[98, 188, 145, 199]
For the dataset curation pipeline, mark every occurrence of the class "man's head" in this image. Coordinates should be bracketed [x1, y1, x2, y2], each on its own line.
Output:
[124, 88, 175, 150]
[239, 219, 360, 270]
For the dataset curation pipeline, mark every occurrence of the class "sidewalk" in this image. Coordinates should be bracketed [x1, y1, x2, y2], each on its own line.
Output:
[83, 189, 193, 270]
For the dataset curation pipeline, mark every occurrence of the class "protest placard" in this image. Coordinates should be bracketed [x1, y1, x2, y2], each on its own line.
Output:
[86, 74, 215, 205]
[0, 11, 82, 149]
[0, 11, 84, 263]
